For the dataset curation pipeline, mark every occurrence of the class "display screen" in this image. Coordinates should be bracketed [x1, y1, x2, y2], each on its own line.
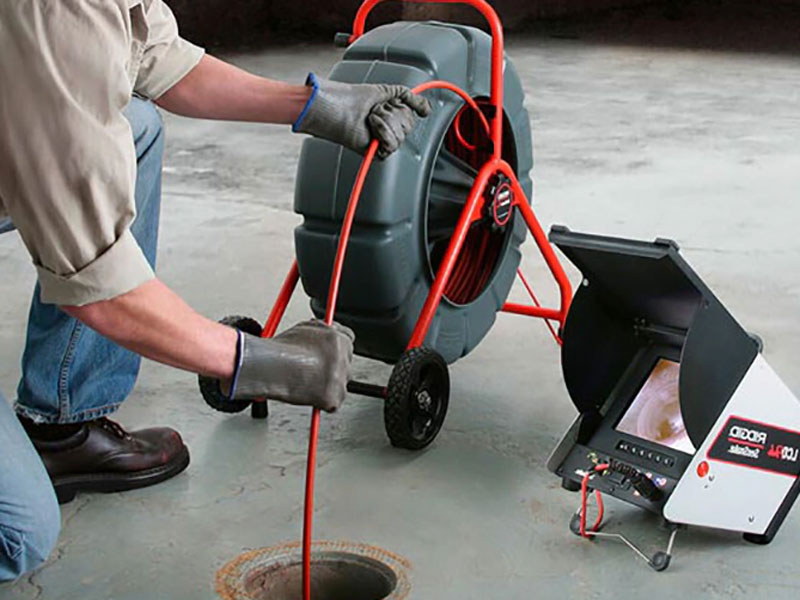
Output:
[615, 359, 695, 454]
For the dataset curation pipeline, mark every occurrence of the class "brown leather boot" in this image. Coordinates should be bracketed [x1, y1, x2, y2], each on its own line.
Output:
[22, 417, 190, 504]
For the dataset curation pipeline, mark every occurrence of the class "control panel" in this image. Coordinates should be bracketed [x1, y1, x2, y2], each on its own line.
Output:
[616, 440, 677, 468]
[556, 444, 679, 512]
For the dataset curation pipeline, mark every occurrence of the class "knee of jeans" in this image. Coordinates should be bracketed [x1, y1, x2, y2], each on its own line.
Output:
[0, 492, 60, 580]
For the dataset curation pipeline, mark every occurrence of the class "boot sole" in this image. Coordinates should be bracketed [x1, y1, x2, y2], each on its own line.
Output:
[53, 445, 191, 504]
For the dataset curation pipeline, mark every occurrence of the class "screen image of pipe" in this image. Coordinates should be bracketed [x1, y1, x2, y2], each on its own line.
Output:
[616, 359, 695, 455]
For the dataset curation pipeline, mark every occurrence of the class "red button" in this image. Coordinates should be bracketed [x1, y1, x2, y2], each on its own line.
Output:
[697, 461, 710, 478]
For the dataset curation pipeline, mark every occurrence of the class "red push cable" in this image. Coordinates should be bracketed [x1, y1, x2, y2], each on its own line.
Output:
[454, 106, 478, 151]
[300, 81, 489, 600]
[302, 138, 378, 600]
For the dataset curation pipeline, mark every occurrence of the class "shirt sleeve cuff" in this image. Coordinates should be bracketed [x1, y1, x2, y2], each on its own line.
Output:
[37, 229, 155, 306]
[144, 39, 205, 100]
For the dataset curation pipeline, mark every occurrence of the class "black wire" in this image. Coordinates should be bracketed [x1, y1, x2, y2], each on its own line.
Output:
[606, 459, 662, 501]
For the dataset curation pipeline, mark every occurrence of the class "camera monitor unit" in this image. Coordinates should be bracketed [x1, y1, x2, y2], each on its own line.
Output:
[548, 226, 800, 569]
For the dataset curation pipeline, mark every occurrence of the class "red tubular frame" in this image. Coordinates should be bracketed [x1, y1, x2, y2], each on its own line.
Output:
[407, 157, 572, 347]
[257, 2, 574, 598]
[261, 261, 299, 338]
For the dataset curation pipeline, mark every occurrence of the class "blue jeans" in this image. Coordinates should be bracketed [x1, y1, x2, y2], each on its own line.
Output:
[15, 98, 164, 424]
[0, 98, 163, 580]
[0, 393, 60, 581]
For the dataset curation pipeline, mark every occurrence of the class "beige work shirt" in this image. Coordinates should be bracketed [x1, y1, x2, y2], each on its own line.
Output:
[0, 0, 204, 305]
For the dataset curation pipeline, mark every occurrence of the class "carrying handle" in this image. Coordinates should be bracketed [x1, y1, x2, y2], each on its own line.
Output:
[349, 0, 503, 42]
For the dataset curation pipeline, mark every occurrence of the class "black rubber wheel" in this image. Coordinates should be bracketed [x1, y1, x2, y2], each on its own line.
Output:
[384, 347, 449, 450]
[199, 315, 263, 414]
[649, 551, 672, 572]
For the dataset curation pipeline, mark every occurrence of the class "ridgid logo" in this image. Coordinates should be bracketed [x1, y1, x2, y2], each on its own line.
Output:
[708, 416, 800, 477]
[726, 425, 764, 459]
[729, 425, 767, 445]
[728, 425, 768, 458]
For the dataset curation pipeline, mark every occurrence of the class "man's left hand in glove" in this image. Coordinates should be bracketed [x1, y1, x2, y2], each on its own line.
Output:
[292, 73, 433, 159]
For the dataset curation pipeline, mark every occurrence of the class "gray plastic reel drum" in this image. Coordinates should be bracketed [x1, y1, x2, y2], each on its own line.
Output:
[294, 21, 533, 364]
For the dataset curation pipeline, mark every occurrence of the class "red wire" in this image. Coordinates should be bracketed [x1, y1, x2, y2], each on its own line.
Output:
[303, 141, 379, 600]
[442, 100, 500, 305]
[300, 81, 493, 600]
[302, 408, 321, 599]
[454, 107, 478, 151]
[475, 232, 497, 293]
[579, 464, 609, 538]
[471, 230, 491, 301]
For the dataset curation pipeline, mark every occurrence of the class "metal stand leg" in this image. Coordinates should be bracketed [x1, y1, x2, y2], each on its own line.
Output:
[569, 512, 680, 572]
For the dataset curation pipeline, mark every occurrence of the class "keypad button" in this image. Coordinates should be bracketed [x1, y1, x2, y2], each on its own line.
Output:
[617, 440, 675, 469]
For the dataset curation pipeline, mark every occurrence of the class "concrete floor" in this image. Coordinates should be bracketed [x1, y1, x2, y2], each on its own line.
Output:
[2, 8, 800, 600]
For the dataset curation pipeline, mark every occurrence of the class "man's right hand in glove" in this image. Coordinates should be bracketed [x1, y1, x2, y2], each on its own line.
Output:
[227, 320, 354, 413]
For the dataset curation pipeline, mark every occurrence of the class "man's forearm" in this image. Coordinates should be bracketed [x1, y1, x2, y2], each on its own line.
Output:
[155, 54, 311, 124]
[62, 278, 238, 379]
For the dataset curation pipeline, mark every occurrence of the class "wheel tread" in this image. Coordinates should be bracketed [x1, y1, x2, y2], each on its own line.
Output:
[384, 347, 449, 450]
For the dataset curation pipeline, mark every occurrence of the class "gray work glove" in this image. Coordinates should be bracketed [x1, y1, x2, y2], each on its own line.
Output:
[230, 320, 354, 413]
[293, 73, 433, 159]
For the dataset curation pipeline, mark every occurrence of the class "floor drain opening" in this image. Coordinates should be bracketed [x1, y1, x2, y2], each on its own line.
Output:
[244, 552, 396, 600]
[216, 541, 412, 600]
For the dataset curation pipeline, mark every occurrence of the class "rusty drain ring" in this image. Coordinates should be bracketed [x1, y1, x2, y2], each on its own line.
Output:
[215, 540, 412, 600]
